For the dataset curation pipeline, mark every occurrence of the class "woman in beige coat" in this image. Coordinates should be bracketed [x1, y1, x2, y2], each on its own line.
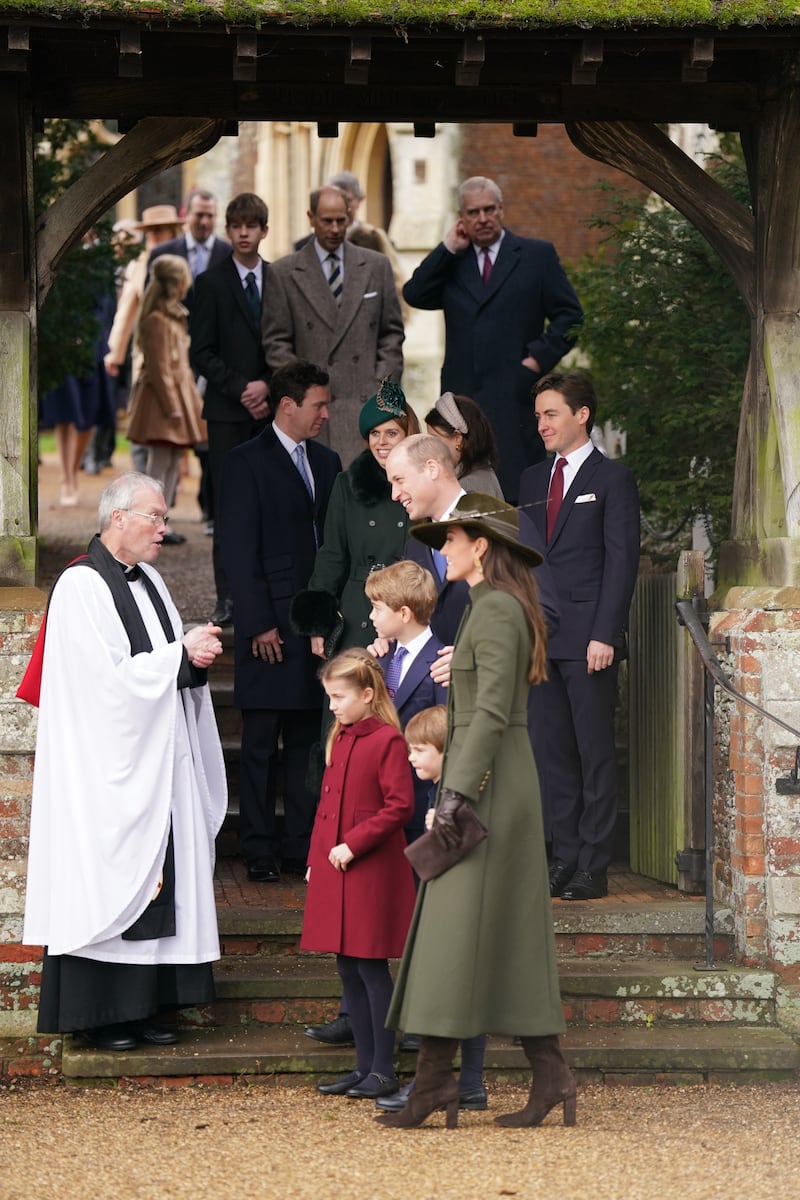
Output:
[127, 255, 206, 528]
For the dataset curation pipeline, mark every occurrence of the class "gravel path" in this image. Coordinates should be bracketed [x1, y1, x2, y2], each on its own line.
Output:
[2, 1080, 800, 1200]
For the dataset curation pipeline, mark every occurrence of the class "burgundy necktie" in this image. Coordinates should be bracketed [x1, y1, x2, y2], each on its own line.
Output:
[546, 457, 567, 543]
[481, 248, 493, 285]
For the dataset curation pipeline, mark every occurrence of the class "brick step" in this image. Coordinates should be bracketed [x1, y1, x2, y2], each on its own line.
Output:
[185, 955, 777, 1030]
[215, 900, 735, 963]
[60, 1023, 800, 1085]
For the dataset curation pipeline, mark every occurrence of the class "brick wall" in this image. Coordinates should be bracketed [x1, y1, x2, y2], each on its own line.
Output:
[460, 123, 648, 267]
[711, 589, 800, 1009]
[0, 587, 56, 1078]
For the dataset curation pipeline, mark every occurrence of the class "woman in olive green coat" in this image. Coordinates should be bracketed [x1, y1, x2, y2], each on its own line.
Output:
[291, 381, 419, 653]
[379, 493, 574, 1132]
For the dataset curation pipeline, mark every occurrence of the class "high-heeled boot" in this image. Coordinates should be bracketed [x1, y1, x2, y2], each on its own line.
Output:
[376, 1036, 459, 1129]
[495, 1034, 577, 1128]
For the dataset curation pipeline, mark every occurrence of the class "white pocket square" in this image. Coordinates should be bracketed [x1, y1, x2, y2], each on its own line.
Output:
[575, 493, 597, 504]
[363, 291, 378, 299]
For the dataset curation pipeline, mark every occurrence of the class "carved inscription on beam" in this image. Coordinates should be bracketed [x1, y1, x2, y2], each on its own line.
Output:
[346, 37, 371, 86]
[456, 35, 484, 87]
[572, 37, 603, 86]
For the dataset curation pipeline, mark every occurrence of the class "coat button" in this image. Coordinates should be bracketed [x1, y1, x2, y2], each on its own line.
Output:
[369, 520, 376, 527]
[324, 785, 330, 793]
[397, 521, 404, 527]
[360, 621, 367, 628]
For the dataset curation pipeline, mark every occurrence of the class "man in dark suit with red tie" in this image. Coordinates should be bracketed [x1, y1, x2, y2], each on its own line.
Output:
[218, 360, 341, 882]
[403, 177, 583, 502]
[190, 193, 271, 626]
[519, 372, 640, 901]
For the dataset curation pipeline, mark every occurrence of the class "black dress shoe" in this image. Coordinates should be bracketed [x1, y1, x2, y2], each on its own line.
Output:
[136, 1020, 179, 1045]
[317, 1071, 364, 1096]
[246, 857, 281, 883]
[459, 1086, 488, 1110]
[161, 530, 186, 545]
[304, 1014, 354, 1045]
[375, 1079, 414, 1112]
[210, 600, 234, 627]
[560, 869, 609, 901]
[346, 1072, 399, 1099]
[549, 861, 576, 898]
[77, 1023, 137, 1051]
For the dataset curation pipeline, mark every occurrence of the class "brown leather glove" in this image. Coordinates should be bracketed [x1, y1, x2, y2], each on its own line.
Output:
[433, 788, 467, 851]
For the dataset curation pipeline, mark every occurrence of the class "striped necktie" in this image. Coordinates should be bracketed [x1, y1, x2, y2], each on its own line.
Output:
[326, 252, 343, 303]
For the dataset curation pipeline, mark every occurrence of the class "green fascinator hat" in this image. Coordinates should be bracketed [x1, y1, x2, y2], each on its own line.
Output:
[358, 379, 408, 439]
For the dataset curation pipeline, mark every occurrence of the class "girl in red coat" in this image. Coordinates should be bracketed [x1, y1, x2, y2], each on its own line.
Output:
[302, 647, 416, 1100]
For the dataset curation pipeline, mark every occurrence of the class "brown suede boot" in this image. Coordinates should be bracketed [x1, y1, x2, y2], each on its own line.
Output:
[376, 1036, 459, 1129]
[495, 1034, 577, 1128]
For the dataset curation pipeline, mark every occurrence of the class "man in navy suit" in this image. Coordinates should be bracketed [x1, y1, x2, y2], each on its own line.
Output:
[148, 188, 232, 290]
[403, 177, 583, 502]
[191, 192, 271, 626]
[218, 360, 341, 882]
[520, 372, 640, 901]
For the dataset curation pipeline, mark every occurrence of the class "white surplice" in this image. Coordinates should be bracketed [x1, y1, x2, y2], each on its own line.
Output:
[23, 563, 227, 963]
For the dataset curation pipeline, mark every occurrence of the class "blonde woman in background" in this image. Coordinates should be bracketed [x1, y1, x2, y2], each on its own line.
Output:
[126, 255, 206, 544]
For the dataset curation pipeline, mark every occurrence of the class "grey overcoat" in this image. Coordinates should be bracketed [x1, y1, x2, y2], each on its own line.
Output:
[387, 581, 565, 1038]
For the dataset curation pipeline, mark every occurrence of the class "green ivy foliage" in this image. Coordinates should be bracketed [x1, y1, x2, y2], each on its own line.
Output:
[570, 147, 751, 563]
[35, 120, 122, 396]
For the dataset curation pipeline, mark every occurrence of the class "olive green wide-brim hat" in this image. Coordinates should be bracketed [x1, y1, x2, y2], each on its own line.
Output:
[410, 492, 543, 568]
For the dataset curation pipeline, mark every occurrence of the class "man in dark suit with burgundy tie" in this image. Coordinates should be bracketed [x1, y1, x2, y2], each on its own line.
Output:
[403, 176, 583, 502]
[190, 192, 272, 626]
[519, 372, 640, 900]
[218, 360, 341, 882]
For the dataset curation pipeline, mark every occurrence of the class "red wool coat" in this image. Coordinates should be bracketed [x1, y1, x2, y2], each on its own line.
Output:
[301, 716, 416, 959]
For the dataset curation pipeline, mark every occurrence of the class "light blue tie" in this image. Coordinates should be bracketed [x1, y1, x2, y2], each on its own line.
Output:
[294, 444, 313, 498]
[432, 548, 448, 580]
[384, 645, 408, 699]
[192, 242, 208, 278]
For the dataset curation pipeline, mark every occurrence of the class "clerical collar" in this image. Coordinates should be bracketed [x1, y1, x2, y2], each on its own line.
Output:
[115, 559, 141, 582]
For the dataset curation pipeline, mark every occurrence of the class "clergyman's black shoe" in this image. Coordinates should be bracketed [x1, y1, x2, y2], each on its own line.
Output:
[560, 869, 609, 901]
[304, 1014, 354, 1046]
[136, 1020, 179, 1045]
[246, 857, 281, 883]
[77, 1023, 137, 1051]
[210, 600, 234, 627]
[549, 861, 576, 898]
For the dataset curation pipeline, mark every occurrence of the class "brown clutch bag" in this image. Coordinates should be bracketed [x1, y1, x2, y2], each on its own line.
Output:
[404, 801, 488, 882]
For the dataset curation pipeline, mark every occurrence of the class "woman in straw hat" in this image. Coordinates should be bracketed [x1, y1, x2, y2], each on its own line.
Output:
[378, 493, 575, 1131]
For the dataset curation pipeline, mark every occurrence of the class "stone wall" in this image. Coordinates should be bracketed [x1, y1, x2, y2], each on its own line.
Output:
[0, 586, 58, 1078]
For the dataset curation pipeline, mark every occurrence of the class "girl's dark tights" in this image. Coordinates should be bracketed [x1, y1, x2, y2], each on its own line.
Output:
[336, 954, 396, 1079]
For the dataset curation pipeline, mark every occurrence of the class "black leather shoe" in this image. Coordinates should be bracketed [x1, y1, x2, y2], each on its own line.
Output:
[137, 1020, 179, 1045]
[560, 869, 609, 901]
[458, 1086, 488, 1110]
[161, 530, 186, 545]
[77, 1023, 137, 1051]
[549, 861, 575, 898]
[375, 1079, 414, 1112]
[346, 1072, 399, 1099]
[317, 1071, 364, 1096]
[210, 600, 234, 627]
[304, 1014, 354, 1045]
[246, 857, 280, 883]
[398, 1033, 421, 1052]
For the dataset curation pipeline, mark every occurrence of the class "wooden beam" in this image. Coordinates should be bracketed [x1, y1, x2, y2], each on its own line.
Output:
[566, 119, 755, 313]
[346, 37, 371, 86]
[234, 32, 257, 82]
[572, 37, 603, 86]
[683, 36, 715, 84]
[118, 28, 142, 79]
[456, 35, 484, 87]
[36, 116, 225, 305]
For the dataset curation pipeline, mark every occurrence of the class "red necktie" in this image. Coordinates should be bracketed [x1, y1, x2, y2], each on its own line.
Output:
[546, 457, 567, 543]
[481, 248, 493, 285]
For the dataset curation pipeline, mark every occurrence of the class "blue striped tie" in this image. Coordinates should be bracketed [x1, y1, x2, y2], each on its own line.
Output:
[327, 253, 343, 303]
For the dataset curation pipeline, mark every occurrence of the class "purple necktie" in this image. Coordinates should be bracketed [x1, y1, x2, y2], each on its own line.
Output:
[481, 248, 492, 285]
[546, 457, 567, 543]
[384, 645, 408, 699]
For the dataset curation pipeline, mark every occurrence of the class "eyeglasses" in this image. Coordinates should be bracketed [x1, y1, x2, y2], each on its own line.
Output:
[125, 510, 170, 526]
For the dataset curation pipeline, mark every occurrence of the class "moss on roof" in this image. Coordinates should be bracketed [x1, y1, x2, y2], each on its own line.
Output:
[2, 0, 799, 30]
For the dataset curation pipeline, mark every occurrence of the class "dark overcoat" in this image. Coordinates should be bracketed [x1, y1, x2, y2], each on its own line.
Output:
[219, 425, 341, 710]
[387, 582, 565, 1038]
[402, 231, 583, 500]
[301, 717, 416, 958]
[292, 450, 408, 649]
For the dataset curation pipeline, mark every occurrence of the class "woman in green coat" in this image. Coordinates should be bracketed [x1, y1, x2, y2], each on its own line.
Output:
[291, 380, 419, 654]
[379, 493, 574, 1131]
